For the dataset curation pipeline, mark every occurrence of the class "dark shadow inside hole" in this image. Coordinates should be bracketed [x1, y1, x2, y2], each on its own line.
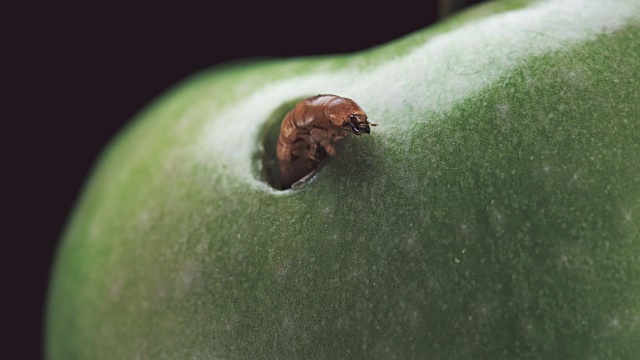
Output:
[253, 97, 305, 190]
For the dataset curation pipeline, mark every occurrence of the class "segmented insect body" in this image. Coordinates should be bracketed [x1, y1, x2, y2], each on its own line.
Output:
[277, 94, 375, 188]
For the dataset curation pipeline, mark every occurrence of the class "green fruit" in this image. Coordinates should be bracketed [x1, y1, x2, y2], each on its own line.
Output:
[46, 0, 640, 358]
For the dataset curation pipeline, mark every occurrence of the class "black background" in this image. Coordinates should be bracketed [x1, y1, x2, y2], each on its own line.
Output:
[9, 1, 485, 358]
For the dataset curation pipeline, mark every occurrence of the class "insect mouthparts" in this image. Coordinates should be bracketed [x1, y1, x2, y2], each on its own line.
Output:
[353, 124, 369, 135]
[358, 123, 371, 134]
[345, 116, 371, 135]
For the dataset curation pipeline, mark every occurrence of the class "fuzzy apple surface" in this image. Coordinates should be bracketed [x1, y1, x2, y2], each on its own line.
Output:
[47, 0, 640, 359]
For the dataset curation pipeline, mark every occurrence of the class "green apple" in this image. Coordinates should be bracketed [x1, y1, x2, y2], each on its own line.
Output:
[47, 0, 640, 358]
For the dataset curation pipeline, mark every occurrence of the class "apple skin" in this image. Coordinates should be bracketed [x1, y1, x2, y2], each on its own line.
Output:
[47, 0, 640, 359]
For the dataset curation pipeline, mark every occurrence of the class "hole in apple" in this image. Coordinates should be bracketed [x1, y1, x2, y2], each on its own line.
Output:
[253, 97, 304, 190]
[255, 94, 374, 190]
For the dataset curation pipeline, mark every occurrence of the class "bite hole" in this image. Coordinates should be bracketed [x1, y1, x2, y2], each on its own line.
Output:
[253, 98, 304, 190]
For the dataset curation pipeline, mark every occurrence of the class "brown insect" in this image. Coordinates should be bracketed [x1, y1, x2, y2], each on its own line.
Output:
[277, 94, 375, 188]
